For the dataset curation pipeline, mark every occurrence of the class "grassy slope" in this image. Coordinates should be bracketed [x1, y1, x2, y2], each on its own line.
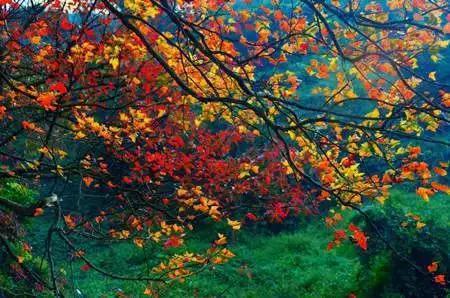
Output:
[167, 226, 361, 298]
[40, 190, 448, 297]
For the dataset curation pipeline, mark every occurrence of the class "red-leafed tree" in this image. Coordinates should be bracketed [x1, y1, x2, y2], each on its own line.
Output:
[0, 0, 449, 295]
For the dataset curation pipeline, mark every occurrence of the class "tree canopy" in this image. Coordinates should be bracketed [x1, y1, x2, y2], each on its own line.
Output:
[0, 0, 449, 296]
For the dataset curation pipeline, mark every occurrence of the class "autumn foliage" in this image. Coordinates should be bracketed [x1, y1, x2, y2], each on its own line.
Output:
[0, 0, 449, 295]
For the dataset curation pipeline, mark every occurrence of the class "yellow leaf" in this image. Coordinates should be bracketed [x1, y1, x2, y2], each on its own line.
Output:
[227, 218, 241, 230]
[134, 238, 145, 248]
[376, 196, 387, 204]
[428, 71, 436, 81]
[157, 109, 166, 118]
[109, 57, 119, 70]
[366, 108, 380, 118]
[129, 133, 137, 143]
[74, 131, 86, 139]
[251, 165, 259, 174]
[238, 171, 250, 179]
[38, 147, 50, 155]
[177, 188, 188, 197]
[416, 222, 426, 230]
[215, 233, 227, 245]
[31, 36, 41, 45]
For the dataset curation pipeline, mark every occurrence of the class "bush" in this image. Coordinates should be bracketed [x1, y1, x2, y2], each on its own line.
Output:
[355, 191, 449, 297]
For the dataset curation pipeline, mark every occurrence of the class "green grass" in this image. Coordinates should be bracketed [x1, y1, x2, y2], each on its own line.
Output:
[382, 189, 450, 230]
[62, 219, 364, 298]
[27, 189, 449, 297]
[166, 226, 361, 298]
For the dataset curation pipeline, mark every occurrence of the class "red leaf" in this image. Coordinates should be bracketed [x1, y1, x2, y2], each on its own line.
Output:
[61, 18, 74, 31]
[434, 274, 446, 286]
[246, 212, 257, 221]
[164, 235, 182, 249]
[49, 82, 67, 94]
[122, 176, 133, 184]
[349, 224, 368, 250]
[428, 262, 438, 273]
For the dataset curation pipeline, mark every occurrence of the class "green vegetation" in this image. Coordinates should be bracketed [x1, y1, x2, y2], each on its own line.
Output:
[46, 190, 449, 297]
[0, 180, 37, 206]
[2, 181, 447, 297]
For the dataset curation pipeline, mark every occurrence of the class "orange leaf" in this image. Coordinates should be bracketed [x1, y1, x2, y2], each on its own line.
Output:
[430, 182, 450, 194]
[37, 93, 57, 111]
[434, 274, 446, 285]
[64, 215, 76, 229]
[83, 176, 94, 187]
[433, 167, 447, 176]
[134, 238, 145, 248]
[427, 262, 438, 273]
[143, 287, 153, 296]
[279, 20, 290, 32]
[274, 10, 283, 21]
[33, 208, 44, 217]
[408, 146, 421, 158]
[416, 187, 434, 202]
[443, 23, 450, 34]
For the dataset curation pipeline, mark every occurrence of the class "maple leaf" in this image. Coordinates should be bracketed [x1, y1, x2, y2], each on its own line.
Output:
[143, 287, 153, 296]
[408, 146, 421, 158]
[30, 36, 41, 45]
[430, 182, 450, 194]
[214, 233, 227, 246]
[33, 208, 44, 217]
[110, 57, 120, 70]
[82, 176, 94, 187]
[122, 176, 133, 184]
[61, 17, 74, 30]
[133, 238, 145, 248]
[246, 212, 257, 221]
[227, 218, 241, 230]
[349, 224, 368, 250]
[429, 71, 437, 81]
[416, 187, 434, 202]
[334, 230, 347, 241]
[412, 0, 426, 8]
[433, 167, 447, 176]
[64, 215, 76, 229]
[273, 10, 283, 21]
[434, 274, 446, 285]
[427, 261, 438, 273]
[164, 235, 183, 249]
[0, 106, 5, 118]
[21, 121, 34, 130]
[37, 93, 57, 111]
[443, 23, 450, 34]
[49, 82, 67, 94]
